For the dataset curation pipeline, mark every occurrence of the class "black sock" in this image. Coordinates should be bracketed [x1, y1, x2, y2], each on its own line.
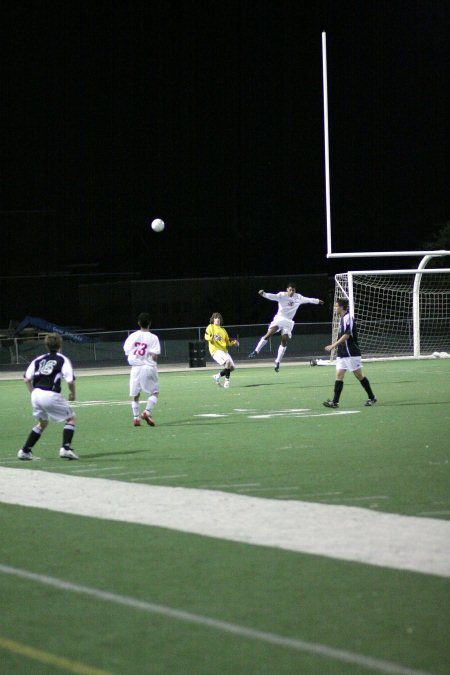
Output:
[222, 368, 231, 379]
[62, 424, 75, 449]
[360, 377, 375, 399]
[333, 380, 344, 403]
[22, 428, 42, 452]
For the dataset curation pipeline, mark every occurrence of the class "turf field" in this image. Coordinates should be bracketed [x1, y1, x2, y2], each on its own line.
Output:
[1, 359, 449, 674]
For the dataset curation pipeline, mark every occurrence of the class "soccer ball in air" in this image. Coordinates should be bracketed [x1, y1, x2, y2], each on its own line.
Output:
[151, 218, 165, 233]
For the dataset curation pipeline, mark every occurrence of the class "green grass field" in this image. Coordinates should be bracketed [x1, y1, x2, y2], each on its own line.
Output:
[1, 359, 449, 674]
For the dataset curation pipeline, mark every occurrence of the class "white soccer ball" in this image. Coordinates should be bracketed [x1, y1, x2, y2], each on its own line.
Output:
[151, 218, 165, 233]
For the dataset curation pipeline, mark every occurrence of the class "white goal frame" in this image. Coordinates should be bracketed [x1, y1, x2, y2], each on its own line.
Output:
[331, 258, 450, 360]
[321, 32, 450, 261]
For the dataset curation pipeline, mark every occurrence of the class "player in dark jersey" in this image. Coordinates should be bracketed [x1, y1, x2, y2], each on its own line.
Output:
[323, 298, 377, 408]
[18, 333, 78, 460]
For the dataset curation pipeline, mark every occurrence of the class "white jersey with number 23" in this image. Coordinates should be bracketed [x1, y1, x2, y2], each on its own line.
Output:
[123, 330, 161, 367]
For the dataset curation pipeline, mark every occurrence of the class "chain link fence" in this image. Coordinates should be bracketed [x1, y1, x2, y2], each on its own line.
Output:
[0, 322, 332, 370]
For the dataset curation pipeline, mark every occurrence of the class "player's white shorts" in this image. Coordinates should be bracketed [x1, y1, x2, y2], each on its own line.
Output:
[129, 365, 159, 396]
[336, 356, 362, 372]
[212, 349, 235, 368]
[31, 388, 74, 422]
[269, 316, 295, 338]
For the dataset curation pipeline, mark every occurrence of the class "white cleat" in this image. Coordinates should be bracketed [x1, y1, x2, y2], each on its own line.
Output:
[17, 449, 39, 461]
[213, 374, 222, 385]
[59, 447, 79, 460]
[223, 379, 230, 388]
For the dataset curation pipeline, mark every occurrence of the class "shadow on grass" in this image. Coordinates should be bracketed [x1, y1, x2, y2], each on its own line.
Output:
[79, 450, 147, 459]
[385, 400, 450, 407]
[159, 418, 234, 428]
[243, 383, 281, 388]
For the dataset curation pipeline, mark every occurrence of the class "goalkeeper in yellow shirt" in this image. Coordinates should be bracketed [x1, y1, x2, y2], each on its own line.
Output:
[204, 312, 239, 388]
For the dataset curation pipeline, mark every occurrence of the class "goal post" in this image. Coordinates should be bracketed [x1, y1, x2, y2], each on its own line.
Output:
[321, 32, 450, 361]
[331, 265, 450, 360]
[321, 32, 450, 261]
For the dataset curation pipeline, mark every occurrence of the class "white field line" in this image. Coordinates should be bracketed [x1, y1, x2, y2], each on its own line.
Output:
[1, 468, 449, 578]
[71, 401, 130, 407]
[249, 411, 359, 419]
[129, 474, 188, 481]
[299, 491, 342, 497]
[194, 409, 360, 420]
[237, 486, 299, 492]
[99, 470, 157, 478]
[71, 467, 118, 473]
[0, 564, 433, 675]
[323, 495, 389, 502]
[198, 483, 261, 488]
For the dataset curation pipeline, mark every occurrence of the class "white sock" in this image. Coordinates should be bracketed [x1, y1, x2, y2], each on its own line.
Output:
[255, 338, 268, 353]
[146, 394, 158, 412]
[132, 402, 140, 417]
[276, 345, 287, 363]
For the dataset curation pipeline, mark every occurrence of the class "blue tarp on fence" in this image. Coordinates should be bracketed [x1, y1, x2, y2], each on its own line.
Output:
[14, 317, 90, 343]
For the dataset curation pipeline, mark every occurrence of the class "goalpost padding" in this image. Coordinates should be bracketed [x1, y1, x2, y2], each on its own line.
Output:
[332, 269, 450, 359]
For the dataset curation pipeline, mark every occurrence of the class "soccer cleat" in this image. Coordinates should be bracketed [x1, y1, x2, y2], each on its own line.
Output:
[141, 410, 155, 426]
[248, 351, 257, 358]
[212, 373, 221, 385]
[17, 449, 39, 461]
[364, 397, 378, 407]
[322, 400, 339, 409]
[59, 447, 79, 460]
[274, 362, 280, 372]
[223, 379, 230, 388]
[133, 417, 141, 427]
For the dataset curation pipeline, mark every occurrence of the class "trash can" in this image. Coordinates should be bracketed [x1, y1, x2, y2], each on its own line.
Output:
[189, 341, 206, 368]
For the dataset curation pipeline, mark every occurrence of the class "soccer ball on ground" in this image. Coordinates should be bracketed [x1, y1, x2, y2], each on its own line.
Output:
[151, 218, 165, 233]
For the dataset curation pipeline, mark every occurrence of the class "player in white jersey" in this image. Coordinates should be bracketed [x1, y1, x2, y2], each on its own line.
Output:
[123, 312, 161, 427]
[248, 282, 324, 371]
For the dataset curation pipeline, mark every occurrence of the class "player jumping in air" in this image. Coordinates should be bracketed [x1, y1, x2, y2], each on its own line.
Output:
[248, 283, 324, 371]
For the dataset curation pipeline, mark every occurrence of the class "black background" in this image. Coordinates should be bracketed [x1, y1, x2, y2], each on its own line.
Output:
[2, 1, 449, 316]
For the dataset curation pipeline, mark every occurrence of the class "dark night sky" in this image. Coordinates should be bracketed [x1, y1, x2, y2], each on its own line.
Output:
[2, 0, 450, 280]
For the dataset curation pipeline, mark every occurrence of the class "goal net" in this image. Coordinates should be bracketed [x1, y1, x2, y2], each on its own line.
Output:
[332, 268, 450, 359]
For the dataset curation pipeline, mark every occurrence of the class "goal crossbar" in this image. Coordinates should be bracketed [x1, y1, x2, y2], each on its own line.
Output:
[326, 251, 450, 259]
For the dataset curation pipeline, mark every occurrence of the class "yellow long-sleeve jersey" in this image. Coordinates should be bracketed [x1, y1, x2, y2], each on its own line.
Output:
[204, 324, 233, 355]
